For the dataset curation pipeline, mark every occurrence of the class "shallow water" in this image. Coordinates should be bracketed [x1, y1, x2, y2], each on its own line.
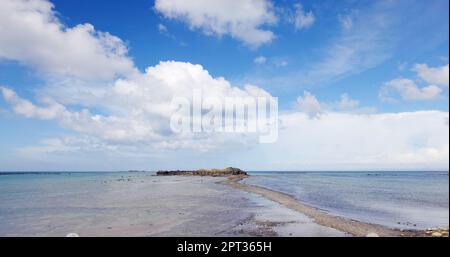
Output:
[1, 171, 448, 235]
[0, 171, 348, 237]
[0, 172, 254, 236]
[244, 171, 449, 229]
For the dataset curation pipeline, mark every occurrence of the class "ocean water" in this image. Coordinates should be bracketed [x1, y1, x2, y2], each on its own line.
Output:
[0, 172, 138, 235]
[0, 171, 448, 234]
[0, 172, 255, 236]
[245, 171, 449, 230]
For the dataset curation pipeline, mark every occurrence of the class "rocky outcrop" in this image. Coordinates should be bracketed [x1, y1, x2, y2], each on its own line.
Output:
[156, 167, 247, 177]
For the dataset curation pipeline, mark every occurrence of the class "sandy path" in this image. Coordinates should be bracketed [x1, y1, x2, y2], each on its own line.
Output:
[221, 176, 413, 237]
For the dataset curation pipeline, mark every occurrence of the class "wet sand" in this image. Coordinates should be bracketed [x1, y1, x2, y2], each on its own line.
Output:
[222, 176, 440, 237]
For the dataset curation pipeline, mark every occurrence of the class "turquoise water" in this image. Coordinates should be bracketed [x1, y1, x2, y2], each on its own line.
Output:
[245, 171, 449, 229]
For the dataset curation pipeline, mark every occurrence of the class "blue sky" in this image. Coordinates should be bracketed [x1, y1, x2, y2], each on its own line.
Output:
[0, 0, 448, 171]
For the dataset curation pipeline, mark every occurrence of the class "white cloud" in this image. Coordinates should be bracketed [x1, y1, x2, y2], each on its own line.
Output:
[293, 3, 315, 30]
[1, 61, 273, 148]
[380, 78, 442, 101]
[253, 56, 289, 67]
[338, 93, 359, 110]
[1, 86, 160, 143]
[413, 64, 449, 87]
[259, 110, 449, 171]
[296, 91, 323, 118]
[0, 0, 448, 171]
[154, 0, 277, 48]
[254, 56, 267, 65]
[15, 110, 450, 171]
[0, 87, 64, 120]
[3, 76, 449, 170]
[0, 0, 135, 80]
[396, 145, 449, 164]
[380, 64, 449, 102]
[17, 136, 118, 156]
[296, 91, 373, 117]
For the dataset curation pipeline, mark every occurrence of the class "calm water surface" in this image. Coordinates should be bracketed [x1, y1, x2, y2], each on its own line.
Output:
[246, 171, 449, 229]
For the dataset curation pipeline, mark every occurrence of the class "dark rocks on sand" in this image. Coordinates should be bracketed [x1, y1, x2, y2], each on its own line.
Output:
[156, 167, 247, 177]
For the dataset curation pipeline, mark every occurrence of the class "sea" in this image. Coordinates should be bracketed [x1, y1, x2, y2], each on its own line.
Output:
[0, 171, 448, 233]
[245, 171, 449, 229]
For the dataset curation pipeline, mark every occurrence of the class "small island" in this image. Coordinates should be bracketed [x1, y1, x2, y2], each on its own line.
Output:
[156, 167, 247, 177]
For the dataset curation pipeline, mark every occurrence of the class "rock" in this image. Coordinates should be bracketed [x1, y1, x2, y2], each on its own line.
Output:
[431, 232, 442, 237]
[366, 233, 379, 237]
[156, 167, 247, 177]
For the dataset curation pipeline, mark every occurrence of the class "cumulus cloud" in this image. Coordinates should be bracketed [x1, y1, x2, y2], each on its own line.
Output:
[154, 0, 277, 48]
[337, 93, 359, 110]
[0, 0, 448, 171]
[0, 0, 135, 80]
[296, 91, 323, 118]
[0, 86, 159, 143]
[413, 64, 449, 86]
[0, 0, 275, 153]
[1, 61, 273, 148]
[293, 3, 315, 30]
[0, 87, 65, 120]
[380, 78, 442, 101]
[380, 63, 449, 102]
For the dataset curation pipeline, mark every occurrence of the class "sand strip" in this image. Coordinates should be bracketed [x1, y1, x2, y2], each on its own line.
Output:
[221, 176, 414, 237]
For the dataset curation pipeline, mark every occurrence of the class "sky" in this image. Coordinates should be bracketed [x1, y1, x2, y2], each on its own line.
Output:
[0, 0, 448, 171]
